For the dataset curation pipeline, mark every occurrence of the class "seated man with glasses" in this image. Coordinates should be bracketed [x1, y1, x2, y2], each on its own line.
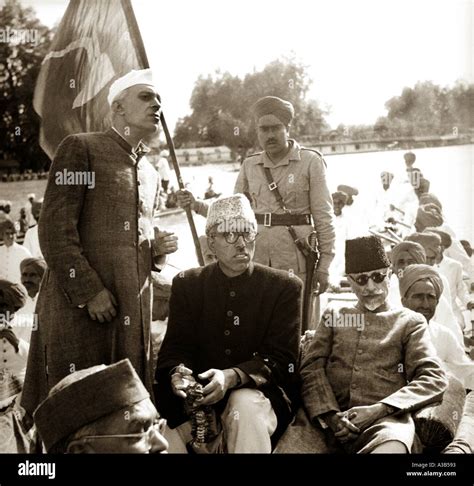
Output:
[277, 235, 447, 453]
[33, 359, 168, 453]
[155, 194, 302, 453]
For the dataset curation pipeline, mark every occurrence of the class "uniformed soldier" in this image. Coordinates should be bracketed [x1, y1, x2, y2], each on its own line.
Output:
[177, 96, 335, 322]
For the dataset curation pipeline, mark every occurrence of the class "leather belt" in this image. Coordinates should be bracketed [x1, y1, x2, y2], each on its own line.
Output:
[255, 213, 313, 227]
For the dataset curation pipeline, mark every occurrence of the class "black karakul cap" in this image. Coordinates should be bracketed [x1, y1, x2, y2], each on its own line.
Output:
[345, 236, 391, 274]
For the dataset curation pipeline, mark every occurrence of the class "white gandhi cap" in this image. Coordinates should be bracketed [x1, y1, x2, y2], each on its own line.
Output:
[107, 68, 156, 106]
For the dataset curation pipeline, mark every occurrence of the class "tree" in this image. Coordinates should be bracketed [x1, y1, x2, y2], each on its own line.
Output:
[0, 0, 53, 171]
[379, 80, 473, 137]
[174, 56, 329, 149]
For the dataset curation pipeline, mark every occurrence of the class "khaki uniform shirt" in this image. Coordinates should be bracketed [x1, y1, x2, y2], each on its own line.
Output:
[235, 140, 335, 279]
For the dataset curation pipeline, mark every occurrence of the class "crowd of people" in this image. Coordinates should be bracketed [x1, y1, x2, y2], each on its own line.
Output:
[0, 68, 472, 455]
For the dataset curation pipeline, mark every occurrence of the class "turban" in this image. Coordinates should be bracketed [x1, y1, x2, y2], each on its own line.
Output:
[108, 69, 157, 106]
[390, 241, 426, 266]
[345, 236, 390, 274]
[337, 184, 359, 196]
[206, 194, 257, 235]
[252, 96, 294, 126]
[332, 191, 348, 204]
[20, 257, 47, 276]
[406, 232, 441, 253]
[419, 193, 442, 211]
[424, 228, 452, 249]
[0, 280, 27, 310]
[34, 359, 150, 451]
[399, 264, 443, 299]
[415, 204, 443, 230]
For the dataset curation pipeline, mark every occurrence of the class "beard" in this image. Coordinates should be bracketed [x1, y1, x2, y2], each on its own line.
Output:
[361, 292, 386, 311]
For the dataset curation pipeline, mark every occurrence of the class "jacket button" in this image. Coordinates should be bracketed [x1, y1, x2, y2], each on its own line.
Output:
[354, 366, 360, 372]
[224, 330, 230, 336]
[351, 383, 357, 389]
[226, 310, 233, 317]
[224, 349, 231, 355]
[358, 349, 363, 354]
[230, 291, 236, 297]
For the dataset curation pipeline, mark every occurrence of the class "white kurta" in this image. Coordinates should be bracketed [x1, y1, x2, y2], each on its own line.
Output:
[0, 243, 32, 284]
[429, 320, 474, 390]
[329, 213, 350, 284]
[22, 225, 43, 259]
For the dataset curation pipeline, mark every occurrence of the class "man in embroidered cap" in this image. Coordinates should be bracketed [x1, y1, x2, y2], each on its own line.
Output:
[22, 69, 178, 418]
[176, 96, 335, 330]
[278, 235, 447, 453]
[156, 194, 302, 453]
[400, 265, 474, 390]
[34, 359, 168, 453]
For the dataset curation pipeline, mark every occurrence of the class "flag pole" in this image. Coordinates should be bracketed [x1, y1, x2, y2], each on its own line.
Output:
[123, 0, 204, 266]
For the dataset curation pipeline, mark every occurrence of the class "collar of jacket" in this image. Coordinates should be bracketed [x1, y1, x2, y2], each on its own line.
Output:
[257, 139, 302, 168]
[106, 128, 150, 163]
[211, 261, 255, 285]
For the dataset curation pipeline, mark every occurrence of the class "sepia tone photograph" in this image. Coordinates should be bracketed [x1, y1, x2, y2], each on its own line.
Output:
[0, 0, 472, 481]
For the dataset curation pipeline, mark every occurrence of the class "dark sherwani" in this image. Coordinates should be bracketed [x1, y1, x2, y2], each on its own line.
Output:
[155, 262, 302, 441]
[22, 129, 164, 416]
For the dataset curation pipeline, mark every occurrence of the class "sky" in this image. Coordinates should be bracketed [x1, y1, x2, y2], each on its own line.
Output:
[19, 0, 473, 131]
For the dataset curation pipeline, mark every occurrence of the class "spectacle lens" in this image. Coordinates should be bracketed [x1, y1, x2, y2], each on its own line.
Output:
[351, 272, 387, 286]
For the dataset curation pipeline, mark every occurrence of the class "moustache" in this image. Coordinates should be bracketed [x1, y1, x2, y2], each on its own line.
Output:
[362, 291, 384, 297]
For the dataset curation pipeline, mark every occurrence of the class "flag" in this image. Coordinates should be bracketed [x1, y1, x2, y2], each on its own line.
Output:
[34, 0, 149, 159]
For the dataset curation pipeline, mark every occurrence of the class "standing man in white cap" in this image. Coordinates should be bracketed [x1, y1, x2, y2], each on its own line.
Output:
[177, 96, 335, 330]
[22, 69, 178, 418]
[156, 194, 302, 453]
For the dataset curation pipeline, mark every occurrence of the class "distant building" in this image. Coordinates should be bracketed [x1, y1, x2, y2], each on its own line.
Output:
[174, 146, 233, 165]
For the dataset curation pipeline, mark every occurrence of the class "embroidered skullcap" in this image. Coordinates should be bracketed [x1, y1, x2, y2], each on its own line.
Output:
[205, 194, 257, 235]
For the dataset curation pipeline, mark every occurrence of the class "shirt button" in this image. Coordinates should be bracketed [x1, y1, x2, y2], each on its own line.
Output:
[3, 359, 7, 363]
[224, 330, 230, 336]
[224, 349, 231, 355]
[230, 291, 236, 298]
[226, 310, 233, 317]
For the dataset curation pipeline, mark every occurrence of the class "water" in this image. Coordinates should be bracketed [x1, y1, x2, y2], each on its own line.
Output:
[158, 144, 473, 280]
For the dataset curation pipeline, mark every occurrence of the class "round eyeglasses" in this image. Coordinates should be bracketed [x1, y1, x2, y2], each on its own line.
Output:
[71, 417, 167, 446]
[215, 231, 258, 244]
[348, 271, 388, 286]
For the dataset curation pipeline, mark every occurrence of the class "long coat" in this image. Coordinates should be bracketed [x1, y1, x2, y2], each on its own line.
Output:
[155, 262, 302, 441]
[21, 129, 163, 416]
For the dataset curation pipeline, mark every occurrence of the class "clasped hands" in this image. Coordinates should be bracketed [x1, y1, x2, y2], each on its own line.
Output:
[322, 403, 389, 444]
[171, 364, 239, 406]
